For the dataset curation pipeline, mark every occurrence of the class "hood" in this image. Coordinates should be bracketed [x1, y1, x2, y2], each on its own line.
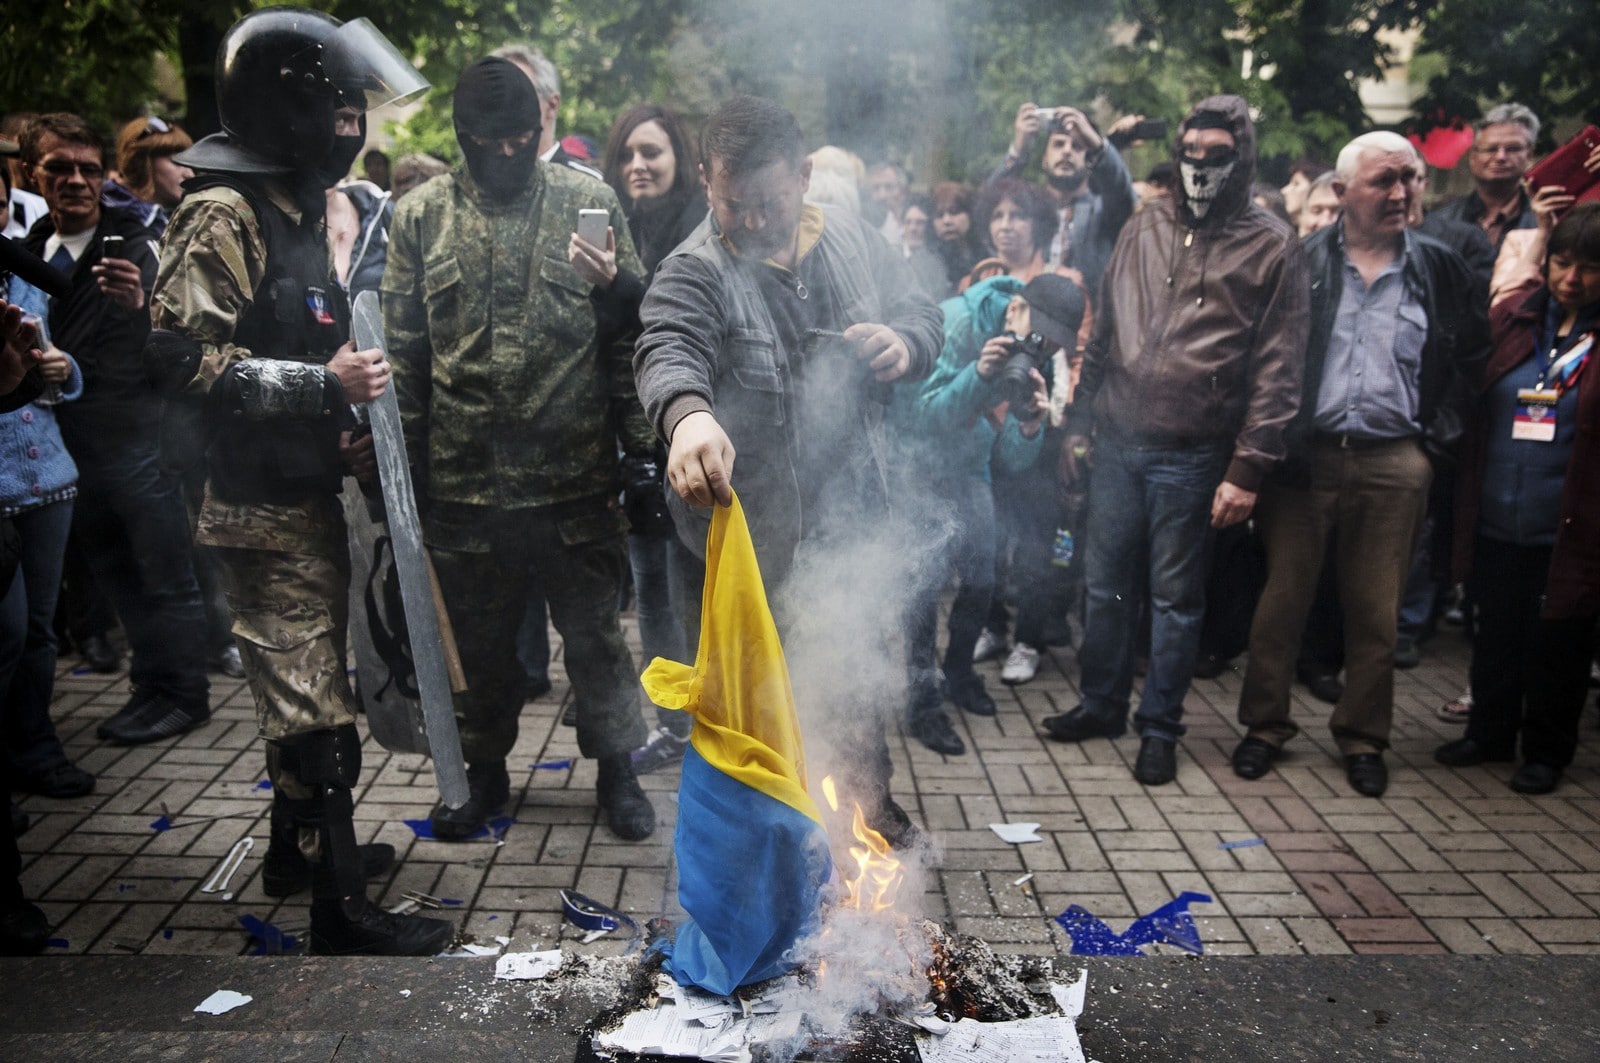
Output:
[1175, 95, 1256, 228]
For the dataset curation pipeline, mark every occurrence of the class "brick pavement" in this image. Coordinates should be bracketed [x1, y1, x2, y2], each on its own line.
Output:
[15, 617, 1600, 961]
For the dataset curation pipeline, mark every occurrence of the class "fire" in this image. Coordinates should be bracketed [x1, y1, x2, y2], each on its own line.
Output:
[820, 775, 904, 913]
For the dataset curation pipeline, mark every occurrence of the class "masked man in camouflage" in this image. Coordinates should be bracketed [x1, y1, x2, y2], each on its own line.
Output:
[147, 9, 453, 956]
[383, 56, 657, 842]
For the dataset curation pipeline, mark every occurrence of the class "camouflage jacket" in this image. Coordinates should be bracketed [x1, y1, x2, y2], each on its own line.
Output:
[151, 181, 345, 555]
[383, 161, 651, 510]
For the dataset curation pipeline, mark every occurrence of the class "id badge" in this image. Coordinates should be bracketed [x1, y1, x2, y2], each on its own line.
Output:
[1512, 387, 1559, 442]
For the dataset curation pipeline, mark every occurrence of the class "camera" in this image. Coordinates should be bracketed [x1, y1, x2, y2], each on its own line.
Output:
[1033, 107, 1061, 129]
[995, 330, 1051, 409]
[101, 235, 124, 260]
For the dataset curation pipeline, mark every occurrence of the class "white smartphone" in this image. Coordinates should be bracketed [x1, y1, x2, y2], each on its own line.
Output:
[576, 208, 609, 247]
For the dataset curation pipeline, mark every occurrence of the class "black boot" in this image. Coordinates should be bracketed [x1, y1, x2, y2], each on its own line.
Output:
[275, 727, 454, 957]
[596, 755, 655, 841]
[429, 760, 511, 841]
[262, 792, 396, 898]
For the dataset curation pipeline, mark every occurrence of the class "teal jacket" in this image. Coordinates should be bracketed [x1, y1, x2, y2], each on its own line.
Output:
[889, 275, 1043, 483]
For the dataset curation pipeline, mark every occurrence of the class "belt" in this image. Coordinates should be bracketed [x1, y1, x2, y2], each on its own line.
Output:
[1311, 431, 1415, 451]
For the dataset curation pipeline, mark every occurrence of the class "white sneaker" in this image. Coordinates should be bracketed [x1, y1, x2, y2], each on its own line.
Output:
[1001, 643, 1040, 685]
[973, 628, 1008, 664]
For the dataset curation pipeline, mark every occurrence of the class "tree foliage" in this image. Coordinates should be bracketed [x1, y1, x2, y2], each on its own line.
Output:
[1409, 0, 1599, 149]
[6, 0, 1596, 187]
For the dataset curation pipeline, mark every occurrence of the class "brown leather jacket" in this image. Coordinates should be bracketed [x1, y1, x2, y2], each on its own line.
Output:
[1069, 95, 1307, 491]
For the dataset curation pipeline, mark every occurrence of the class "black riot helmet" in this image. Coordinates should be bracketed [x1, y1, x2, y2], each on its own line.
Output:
[215, 8, 428, 173]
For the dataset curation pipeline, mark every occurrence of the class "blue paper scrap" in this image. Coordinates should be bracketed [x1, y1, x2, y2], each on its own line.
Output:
[402, 815, 515, 841]
[487, 915, 499, 921]
[238, 914, 298, 956]
[1219, 837, 1266, 850]
[47, 938, 69, 949]
[163, 929, 175, 940]
[1055, 891, 1214, 957]
[149, 815, 172, 832]
[255, 780, 273, 791]
[440, 898, 464, 907]
[532, 759, 574, 771]
[116, 883, 136, 893]
[72, 667, 91, 676]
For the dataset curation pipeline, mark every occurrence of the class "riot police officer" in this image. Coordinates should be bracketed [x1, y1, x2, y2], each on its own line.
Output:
[147, 7, 452, 955]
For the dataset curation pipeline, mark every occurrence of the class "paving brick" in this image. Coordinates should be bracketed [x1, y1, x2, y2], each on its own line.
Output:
[1291, 871, 1364, 919]
[1285, 917, 1354, 955]
[1508, 873, 1597, 918]
[1470, 918, 1546, 954]
[1334, 917, 1437, 944]
[1422, 918, 1498, 954]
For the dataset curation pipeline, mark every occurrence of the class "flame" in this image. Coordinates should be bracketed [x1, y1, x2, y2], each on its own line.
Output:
[819, 775, 905, 912]
[844, 801, 903, 912]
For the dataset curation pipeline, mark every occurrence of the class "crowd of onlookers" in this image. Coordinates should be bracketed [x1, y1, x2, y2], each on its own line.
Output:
[4, 24, 1600, 957]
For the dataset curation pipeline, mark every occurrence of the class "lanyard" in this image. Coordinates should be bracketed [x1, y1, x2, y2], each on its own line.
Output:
[1539, 332, 1595, 394]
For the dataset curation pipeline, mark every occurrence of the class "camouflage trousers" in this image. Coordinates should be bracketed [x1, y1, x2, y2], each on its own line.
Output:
[424, 496, 649, 764]
[213, 545, 360, 862]
[212, 545, 359, 748]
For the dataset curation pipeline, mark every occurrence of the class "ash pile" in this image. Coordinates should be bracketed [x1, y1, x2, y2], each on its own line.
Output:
[575, 917, 1087, 1063]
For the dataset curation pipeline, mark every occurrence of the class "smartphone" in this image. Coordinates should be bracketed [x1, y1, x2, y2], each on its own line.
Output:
[1131, 118, 1169, 143]
[576, 208, 609, 247]
[101, 235, 124, 260]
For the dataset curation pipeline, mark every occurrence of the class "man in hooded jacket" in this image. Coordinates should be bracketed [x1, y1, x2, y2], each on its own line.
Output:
[1042, 95, 1309, 787]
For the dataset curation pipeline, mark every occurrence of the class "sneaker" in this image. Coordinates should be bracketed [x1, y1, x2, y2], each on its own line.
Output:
[1000, 643, 1040, 685]
[972, 628, 1008, 664]
[631, 727, 690, 774]
[1438, 690, 1472, 723]
[98, 694, 210, 746]
[80, 632, 121, 674]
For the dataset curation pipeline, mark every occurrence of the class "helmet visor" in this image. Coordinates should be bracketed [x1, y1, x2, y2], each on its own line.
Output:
[320, 18, 429, 112]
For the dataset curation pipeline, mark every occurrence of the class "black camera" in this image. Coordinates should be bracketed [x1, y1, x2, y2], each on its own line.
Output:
[995, 330, 1050, 409]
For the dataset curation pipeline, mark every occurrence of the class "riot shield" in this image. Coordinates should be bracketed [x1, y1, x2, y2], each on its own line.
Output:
[349, 290, 469, 810]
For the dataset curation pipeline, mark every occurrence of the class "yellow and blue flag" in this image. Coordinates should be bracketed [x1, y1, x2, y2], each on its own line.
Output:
[641, 492, 832, 995]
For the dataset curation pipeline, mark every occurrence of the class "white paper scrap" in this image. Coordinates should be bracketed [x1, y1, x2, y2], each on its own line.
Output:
[594, 1005, 748, 1061]
[194, 990, 252, 1015]
[916, 1015, 1084, 1063]
[1051, 968, 1088, 1018]
[989, 822, 1043, 844]
[495, 949, 563, 980]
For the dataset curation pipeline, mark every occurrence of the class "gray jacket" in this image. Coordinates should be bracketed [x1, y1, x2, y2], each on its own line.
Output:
[634, 206, 942, 581]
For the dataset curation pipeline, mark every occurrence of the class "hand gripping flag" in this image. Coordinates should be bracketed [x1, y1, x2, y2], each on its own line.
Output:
[641, 492, 833, 995]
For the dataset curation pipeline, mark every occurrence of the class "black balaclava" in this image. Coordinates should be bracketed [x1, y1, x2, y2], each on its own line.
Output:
[315, 110, 366, 191]
[453, 56, 542, 201]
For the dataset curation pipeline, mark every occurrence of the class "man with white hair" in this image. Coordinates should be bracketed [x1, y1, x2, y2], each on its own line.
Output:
[1429, 103, 1540, 254]
[1232, 131, 1487, 797]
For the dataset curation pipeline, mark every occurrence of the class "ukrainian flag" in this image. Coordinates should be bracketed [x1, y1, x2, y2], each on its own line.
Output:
[641, 492, 833, 995]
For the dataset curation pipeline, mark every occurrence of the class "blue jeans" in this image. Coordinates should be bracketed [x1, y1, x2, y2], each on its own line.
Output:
[1, 500, 75, 775]
[1078, 439, 1228, 741]
[72, 441, 208, 706]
